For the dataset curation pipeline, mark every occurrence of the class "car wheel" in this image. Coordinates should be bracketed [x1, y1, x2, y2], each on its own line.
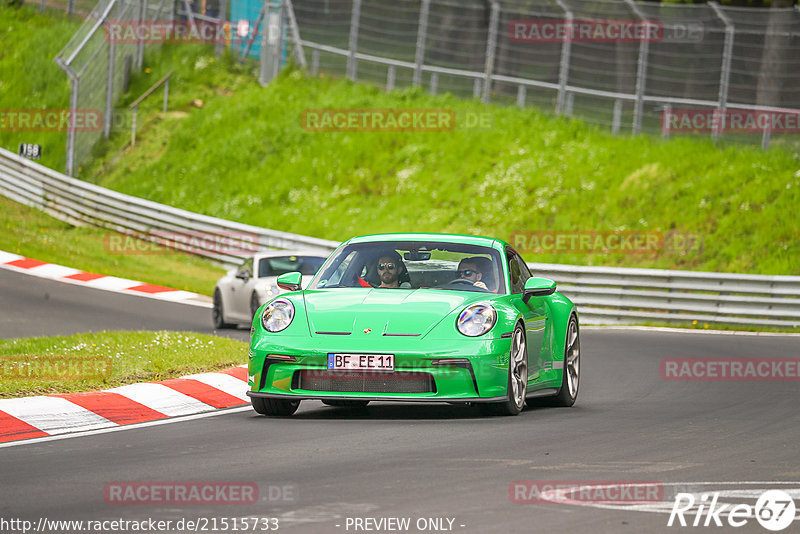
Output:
[250, 291, 261, 321]
[479, 322, 527, 416]
[251, 396, 300, 416]
[322, 400, 370, 408]
[212, 289, 234, 329]
[551, 315, 580, 407]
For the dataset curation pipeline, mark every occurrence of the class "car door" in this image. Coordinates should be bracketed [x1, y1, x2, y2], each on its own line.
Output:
[228, 257, 254, 321]
[506, 248, 547, 384]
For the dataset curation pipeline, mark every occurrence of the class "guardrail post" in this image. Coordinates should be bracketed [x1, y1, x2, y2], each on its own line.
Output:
[413, 0, 430, 87]
[473, 79, 481, 99]
[662, 104, 671, 138]
[761, 122, 771, 150]
[386, 65, 395, 92]
[709, 2, 734, 143]
[430, 72, 438, 95]
[67, 0, 74, 16]
[40, 0, 45, 13]
[554, 0, 572, 115]
[625, 0, 649, 135]
[482, 0, 500, 103]
[517, 85, 526, 107]
[346, 0, 362, 81]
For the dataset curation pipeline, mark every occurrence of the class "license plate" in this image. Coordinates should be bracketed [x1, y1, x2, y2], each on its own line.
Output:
[327, 353, 394, 371]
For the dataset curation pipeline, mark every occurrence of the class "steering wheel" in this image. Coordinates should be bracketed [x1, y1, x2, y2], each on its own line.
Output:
[446, 278, 478, 287]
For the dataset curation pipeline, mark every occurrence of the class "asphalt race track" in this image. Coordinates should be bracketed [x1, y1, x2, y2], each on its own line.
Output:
[1, 268, 799, 534]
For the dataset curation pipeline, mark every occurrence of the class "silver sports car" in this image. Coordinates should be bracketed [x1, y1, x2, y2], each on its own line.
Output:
[212, 251, 327, 328]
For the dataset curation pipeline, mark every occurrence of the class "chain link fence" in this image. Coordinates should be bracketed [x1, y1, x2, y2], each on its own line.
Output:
[292, 0, 800, 149]
[47, 0, 800, 175]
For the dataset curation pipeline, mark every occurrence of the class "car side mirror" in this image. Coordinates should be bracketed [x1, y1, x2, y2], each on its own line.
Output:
[277, 271, 303, 292]
[522, 277, 557, 303]
[235, 270, 250, 281]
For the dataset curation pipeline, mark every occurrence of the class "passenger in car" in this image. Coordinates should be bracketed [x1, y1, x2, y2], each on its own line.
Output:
[375, 251, 412, 288]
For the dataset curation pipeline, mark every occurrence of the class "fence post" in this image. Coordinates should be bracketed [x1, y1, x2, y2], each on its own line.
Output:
[67, 0, 74, 16]
[346, 0, 362, 81]
[40, 0, 45, 13]
[413, 0, 430, 87]
[612, 99, 622, 134]
[135, 0, 146, 71]
[709, 2, 734, 143]
[104, 41, 115, 139]
[625, 0, 650, 135]
[65, 74, 79, 176]
[662, 104, 671, 138]
[215, 0, 227, 57]
[554, 0, 572, 114]
[311, 49, 319, 75]
[386, 66, 395, 92]
[482, 0, 500, 103]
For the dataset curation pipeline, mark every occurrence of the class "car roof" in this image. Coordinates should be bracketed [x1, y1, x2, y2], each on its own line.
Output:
[347, 233, 509, 250]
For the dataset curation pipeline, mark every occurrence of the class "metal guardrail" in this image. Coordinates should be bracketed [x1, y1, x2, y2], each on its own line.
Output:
[0, 146, 798, 328]
[0, 147, 338, 264]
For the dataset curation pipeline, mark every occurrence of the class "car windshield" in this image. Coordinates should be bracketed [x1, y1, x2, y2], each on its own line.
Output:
[308, 240, 506, 293]
[258, 256, 326, 277]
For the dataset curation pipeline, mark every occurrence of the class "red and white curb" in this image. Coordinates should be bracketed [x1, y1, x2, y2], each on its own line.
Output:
[0, 250, 212, 308]
[0, 365, 250, 444]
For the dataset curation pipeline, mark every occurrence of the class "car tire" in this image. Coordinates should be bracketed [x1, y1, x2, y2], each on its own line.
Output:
[251, 396, 300, 416]
[321, 400, 370, 408]
[479, 322, 527, 416]
[538, 314, 580, 408]
[552, 315, 580, 407]
[212, 289, 235, 329]
[250, 291, 261, 321]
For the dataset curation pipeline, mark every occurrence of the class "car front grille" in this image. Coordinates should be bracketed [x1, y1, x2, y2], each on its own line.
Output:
[293, 370, 436, 394]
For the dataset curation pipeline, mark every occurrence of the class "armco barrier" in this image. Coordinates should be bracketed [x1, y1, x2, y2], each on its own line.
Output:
[1, 147, 798, 328]
[0, 147, 338, 264]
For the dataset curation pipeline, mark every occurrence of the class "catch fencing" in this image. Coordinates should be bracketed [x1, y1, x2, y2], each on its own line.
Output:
[291, 0, 800, 148]
[2, 146, 799, 328]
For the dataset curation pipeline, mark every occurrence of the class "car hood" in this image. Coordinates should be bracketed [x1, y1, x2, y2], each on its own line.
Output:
[302, 288, 489, 337]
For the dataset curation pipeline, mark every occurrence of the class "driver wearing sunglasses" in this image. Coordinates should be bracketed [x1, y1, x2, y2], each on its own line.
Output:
[456, 258, 488, 290]
[376, 253, 411, 288]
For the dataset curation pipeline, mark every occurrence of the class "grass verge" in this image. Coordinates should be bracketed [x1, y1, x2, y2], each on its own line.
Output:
[0, 196, 226, 295]
[0, 330, 248, 398]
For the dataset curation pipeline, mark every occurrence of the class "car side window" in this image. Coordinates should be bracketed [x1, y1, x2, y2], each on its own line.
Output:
[507, 250, 531, 294]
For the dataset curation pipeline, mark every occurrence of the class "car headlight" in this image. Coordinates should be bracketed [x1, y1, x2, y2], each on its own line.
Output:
[456, 303, 496, 337]
[261, 299, 295, 332]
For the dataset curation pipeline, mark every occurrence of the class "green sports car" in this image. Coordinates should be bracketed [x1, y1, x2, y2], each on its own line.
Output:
[246, 233, 580, 416]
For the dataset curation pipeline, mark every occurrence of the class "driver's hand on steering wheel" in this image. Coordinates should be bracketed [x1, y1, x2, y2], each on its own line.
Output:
[473, 281, 488, 290]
